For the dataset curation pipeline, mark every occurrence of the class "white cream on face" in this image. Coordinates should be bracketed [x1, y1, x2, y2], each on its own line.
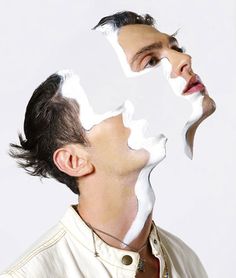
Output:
[94, 23, 215, 243]
[122, 101, 167, 244]
[122, 102, 167, 244]
[122, 100, 167, 165]
[161, 58, 205, 159]
[58, 70, 167, 166]
[57, 70, 167, 245]
[57, 70, 123, 130]
[123, 166, 155, 245]
[98, 26, 206, 159]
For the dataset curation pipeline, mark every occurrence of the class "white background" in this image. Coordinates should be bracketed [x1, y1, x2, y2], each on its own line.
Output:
[0, 0, 235, 277]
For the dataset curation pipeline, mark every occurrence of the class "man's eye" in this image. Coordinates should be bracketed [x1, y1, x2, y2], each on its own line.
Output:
[171, 45, 186, 53]
[145, 57, 160, 69]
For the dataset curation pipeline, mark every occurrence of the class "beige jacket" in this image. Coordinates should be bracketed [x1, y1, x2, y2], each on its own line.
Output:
[1, 206, 208, 278]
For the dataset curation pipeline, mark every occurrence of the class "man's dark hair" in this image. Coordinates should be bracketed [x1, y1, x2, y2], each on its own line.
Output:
[93, 11, 155, 31]
[9, 73, 87, 195]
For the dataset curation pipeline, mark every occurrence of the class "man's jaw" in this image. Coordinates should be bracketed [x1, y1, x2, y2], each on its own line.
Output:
[184, 93, 216, 159]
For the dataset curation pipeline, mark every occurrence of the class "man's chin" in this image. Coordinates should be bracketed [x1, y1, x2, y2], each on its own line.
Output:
[184, 94, 216, 159]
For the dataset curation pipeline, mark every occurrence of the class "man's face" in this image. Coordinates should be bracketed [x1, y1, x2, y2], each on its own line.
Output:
[102, 24, 215, 158]
[85, 113, 150, 175]
[58, 71, 167, 174]
[117, 24, 202, 94]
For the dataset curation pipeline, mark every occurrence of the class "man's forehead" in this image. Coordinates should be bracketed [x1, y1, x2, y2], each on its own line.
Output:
[119, 24, 159, 34]
[118, 24, 161, 46]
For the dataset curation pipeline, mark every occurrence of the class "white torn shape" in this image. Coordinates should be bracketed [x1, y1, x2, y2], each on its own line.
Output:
[161, 58, 187, 97]
[58, 70, 167, 165]
[122, 166, 155, 245]
[182, 94, 204, 159]
[57, 70, 167, 245]
[96, 25, 214, 159]
[121, 100, 167, 244]
[57, 69, 123, 130]
[160, 58, 205, 159]
[122, 100, 167, 165]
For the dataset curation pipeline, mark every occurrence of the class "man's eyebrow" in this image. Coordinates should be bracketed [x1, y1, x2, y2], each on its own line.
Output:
[130, 42, 163, 66]
[130, 36, 179, 66]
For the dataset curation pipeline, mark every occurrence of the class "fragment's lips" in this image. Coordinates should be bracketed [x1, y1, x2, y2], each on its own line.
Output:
[182, 75, 205, 95]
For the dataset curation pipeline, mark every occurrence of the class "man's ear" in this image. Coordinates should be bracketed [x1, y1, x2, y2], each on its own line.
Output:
[53, 144, 94, 177]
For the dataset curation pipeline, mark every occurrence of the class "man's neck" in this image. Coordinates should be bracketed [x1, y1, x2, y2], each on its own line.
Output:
[76, 169, 154, 251]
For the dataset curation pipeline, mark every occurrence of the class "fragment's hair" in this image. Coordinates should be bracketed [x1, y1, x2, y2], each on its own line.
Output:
[93, 11, 155, 32]
[9, 73, 87, 195]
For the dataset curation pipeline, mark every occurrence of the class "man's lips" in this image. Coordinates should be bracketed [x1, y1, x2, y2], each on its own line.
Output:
[182, 75, 205, 95]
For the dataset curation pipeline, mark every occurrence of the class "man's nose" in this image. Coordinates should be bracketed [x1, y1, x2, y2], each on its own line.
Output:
[168, 50, 193, 79]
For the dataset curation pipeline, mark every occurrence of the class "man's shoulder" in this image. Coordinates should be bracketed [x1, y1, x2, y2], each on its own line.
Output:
[157, 226, 198, 255]
[1, 222, 66, 277]
[156, 225, 208, 277]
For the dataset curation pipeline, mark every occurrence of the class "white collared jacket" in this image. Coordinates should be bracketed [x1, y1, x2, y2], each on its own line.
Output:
[1, 206, 208, 278]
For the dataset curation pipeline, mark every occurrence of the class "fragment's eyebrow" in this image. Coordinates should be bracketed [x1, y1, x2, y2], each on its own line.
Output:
[130, 42, 163, 66]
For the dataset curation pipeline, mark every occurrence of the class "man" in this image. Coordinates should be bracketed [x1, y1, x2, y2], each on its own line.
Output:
[1, 12, 210, 278]
[0, 72, 207, 277]
[93, 11, 216, 159]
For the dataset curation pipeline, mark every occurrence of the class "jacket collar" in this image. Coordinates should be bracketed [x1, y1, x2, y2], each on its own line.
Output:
[60, 205, 166, 273]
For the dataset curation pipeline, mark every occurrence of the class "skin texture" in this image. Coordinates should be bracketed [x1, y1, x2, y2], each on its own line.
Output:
[103, 24, 216, 158]
[52, 71, 167, 277]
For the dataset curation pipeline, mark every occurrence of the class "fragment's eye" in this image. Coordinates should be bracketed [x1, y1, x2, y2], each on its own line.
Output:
[145, 57, 160, 69]
[171, 45, 186, 53]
